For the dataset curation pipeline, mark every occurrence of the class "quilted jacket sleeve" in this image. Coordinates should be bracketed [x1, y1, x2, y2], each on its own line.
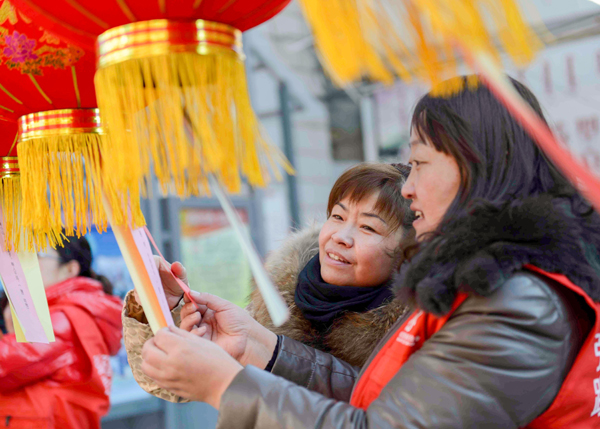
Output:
[122, 290, 189, 403]
[0, 311, 75, 392]
[216, 273, 584, 429]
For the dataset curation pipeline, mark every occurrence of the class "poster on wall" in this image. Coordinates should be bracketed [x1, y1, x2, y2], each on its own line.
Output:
[180, 207, 252, 308]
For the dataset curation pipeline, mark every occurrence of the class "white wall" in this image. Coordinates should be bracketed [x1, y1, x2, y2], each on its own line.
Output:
[245, 19, 355, 255]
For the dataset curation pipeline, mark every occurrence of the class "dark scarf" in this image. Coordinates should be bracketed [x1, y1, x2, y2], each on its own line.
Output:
[392, 195, 600, 316]
[295, 255, 394, 328]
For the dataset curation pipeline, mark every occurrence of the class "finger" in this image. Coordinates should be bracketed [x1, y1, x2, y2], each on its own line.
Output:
[180, 301, 198, 319]
[188, 292, 208, 314]
[166, 325, 205, 341]
[153, 255, 170, 271]
[189, 291, 236, 312]
[141, 337, 168, 368]
[141, 358, 167, 383]
[192, 325, 208, 337]
[171, 261, 189, 285]
[151, 327, 190, 352]
[180, 312, 201, 332]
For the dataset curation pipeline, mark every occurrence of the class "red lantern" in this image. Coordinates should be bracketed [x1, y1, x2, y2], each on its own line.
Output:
[9, 0, 294, 199]
[0, 0, 144, 250]
[8, 1, 291, 51]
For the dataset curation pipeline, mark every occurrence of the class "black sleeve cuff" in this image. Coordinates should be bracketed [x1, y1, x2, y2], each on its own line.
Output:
[263, 335, 281, 372]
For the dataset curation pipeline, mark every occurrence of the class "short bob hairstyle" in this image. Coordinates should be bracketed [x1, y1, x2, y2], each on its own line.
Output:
[327, 163, 414, 236]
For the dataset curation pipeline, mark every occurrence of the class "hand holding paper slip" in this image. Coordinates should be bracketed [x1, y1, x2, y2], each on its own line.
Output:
[143, 226, 195, 306]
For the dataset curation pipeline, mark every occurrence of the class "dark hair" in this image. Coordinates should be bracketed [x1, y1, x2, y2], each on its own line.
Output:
[57, 235, 114, 295]
[0, 292, 6, 333]
[410, 75, 588, 235]
[327, 162, 415, 237]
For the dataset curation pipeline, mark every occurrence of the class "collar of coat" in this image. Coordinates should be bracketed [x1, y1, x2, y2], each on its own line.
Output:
[393, 194, 600, 316]
[248, 225, 410, 367]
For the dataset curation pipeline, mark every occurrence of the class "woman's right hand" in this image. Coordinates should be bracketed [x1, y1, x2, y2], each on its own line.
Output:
[134, 256, 187, 311]
[179, 291, 278, 369]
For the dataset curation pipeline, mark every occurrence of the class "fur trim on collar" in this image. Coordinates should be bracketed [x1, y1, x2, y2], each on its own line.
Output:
[393, 195, 600, 316]
[248, 225, 410, 367]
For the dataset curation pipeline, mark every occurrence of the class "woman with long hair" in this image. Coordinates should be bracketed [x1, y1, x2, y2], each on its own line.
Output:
[141, 76, 600, 428]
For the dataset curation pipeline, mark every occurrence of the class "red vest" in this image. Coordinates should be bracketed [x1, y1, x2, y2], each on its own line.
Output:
[351, 266, 600, 428]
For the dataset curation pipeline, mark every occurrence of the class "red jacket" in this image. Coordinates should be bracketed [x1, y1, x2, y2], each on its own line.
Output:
[0, 277, 123, 429]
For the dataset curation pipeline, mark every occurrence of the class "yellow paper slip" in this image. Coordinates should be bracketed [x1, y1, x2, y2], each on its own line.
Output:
[101, 193, 173, 334]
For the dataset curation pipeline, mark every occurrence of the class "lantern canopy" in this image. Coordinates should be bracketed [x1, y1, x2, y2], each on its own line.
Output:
[0, 0, 144, 249]
[10, 0, 294, 199]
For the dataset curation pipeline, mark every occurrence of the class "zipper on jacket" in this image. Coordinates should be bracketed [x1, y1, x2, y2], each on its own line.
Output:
[4, 416, 10, 427]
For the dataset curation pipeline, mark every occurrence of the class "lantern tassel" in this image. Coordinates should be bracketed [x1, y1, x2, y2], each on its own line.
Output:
[0, 164, 64, 252]
[18, 108, 146, 245]
[18, 133, 144, 245]
[95, 20, 293, 200]
[0, 174, 22, 251]
[18, 134, 106, 241]
[298, 0, 542, 91]
[96, 47, 293, 199]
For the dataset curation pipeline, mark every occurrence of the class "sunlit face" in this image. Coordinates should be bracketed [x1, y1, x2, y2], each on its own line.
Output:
[402, 129, 461, 239]
[318, 193, 404, 287]
[37, 248, 79, 288]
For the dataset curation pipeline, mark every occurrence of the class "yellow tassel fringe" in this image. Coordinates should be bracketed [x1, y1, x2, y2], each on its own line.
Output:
[298, 0, 542, 92]
[95, 51, 293, 199]
[0, 175, 64, 252]
[18, 134, 145, 250]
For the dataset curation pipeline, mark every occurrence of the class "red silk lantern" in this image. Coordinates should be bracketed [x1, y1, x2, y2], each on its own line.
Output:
[0, 0, 144, 250]
[8, 1, 292, 51]
[9, 0, 294, 199]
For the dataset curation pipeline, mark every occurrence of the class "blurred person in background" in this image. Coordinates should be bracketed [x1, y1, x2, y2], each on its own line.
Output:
[121, 163, 416, 402]
[0, 235, 123, 429]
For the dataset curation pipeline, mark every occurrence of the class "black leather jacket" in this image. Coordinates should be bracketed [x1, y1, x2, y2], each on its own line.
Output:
[217, 272, 591, 428]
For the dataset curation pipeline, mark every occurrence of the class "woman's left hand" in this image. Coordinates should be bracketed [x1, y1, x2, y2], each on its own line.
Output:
[141, 326, 243, 409]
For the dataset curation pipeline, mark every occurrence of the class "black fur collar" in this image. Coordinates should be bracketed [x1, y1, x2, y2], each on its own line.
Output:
[393, 195, 600, 315]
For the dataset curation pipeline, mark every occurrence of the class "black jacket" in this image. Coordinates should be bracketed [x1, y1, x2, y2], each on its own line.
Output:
[217, 196, 600, 428]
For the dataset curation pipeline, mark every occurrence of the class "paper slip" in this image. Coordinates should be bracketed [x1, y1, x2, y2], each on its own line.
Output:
[131, 227, 174, 326]
[101, 192, 174, 333]
[0, 211, 53, 343]
[5, 289, 26, 342]
[143, 226, 195, 306]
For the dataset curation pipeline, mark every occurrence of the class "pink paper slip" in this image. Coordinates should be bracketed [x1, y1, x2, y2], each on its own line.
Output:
[0, 218, 49, 343]
[131, 227, 174, 326]
[143, 226, 195, 304]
